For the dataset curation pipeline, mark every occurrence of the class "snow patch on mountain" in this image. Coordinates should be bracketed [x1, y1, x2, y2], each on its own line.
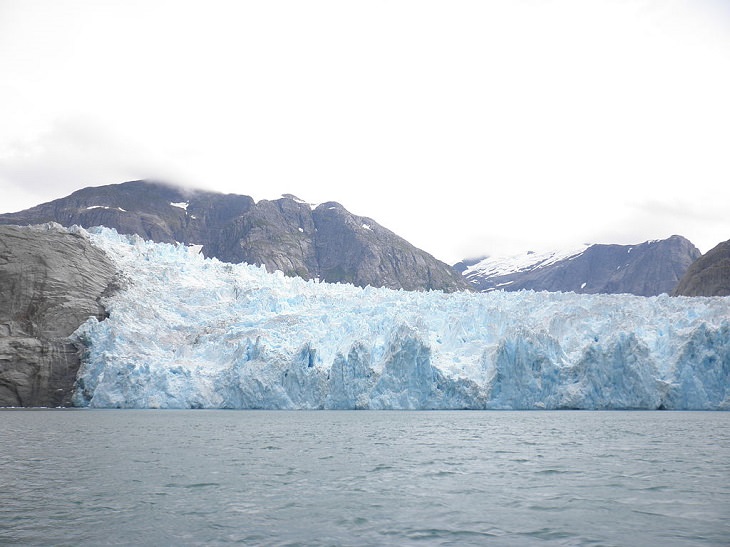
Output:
[86, 205, 127, 212]
[71, 228, 730, 410]
[465, 245, 590, 278]
[281, 194, 319, 210]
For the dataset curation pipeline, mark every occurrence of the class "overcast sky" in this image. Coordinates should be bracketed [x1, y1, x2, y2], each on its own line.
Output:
[1, 0, 728, 264]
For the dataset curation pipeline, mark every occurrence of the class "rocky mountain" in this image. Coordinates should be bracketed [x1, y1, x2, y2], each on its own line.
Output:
[0, 224, 117, 407]
[672, 239, 730, 297]
[459, 236, 701, 296]
[0, 180, 470, 292]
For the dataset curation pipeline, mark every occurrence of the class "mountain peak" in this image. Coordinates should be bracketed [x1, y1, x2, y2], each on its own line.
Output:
[0, 180, 470, 292]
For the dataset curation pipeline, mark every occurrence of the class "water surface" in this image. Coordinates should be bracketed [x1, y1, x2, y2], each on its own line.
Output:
[1, 410, 728, 546]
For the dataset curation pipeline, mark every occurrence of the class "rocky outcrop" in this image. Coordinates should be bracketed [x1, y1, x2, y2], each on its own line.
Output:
[0, 180, 470, 292]
[672, 239, 730, 297]
[0, 224, 117, 406]
[460, 236, 701, 296]
[310, 202, 466, 290]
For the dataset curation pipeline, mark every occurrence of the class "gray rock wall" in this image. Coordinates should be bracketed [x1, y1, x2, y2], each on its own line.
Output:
[673, 239, 730, 297]
[0, 224, 116, 406]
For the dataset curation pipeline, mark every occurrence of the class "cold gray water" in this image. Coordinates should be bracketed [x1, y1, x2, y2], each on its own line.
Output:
[1, 410, 728, 546]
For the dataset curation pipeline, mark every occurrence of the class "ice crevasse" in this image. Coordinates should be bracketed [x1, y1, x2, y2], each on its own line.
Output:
[71, 227, 730, 410]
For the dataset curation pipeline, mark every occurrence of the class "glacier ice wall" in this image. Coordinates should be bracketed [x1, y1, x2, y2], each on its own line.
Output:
[72, 227, 730, 410]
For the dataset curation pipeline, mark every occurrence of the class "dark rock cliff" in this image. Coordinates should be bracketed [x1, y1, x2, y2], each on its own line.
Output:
[0, 224, 117, 407]
[672, 239, 730, 297]
[462, 236, 701, 296]
[0, 180, 469, 292]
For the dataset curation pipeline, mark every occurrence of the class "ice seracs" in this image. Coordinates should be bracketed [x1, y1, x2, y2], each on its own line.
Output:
[72, 227, 730, 410]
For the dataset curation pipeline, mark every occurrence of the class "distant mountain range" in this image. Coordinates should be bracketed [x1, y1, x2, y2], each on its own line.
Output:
[1, 179, 726, 297]
[455, 236, 702, 296]
[0, 180, 470, 292]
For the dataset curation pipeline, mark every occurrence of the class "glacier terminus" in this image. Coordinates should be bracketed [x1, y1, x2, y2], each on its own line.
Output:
[71, 227, 730, 410]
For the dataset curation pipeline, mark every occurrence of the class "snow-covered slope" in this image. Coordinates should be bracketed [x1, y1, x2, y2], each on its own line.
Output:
[463, 246, 590, 284]
[461, 237, 701, 296]
[72, 227, 730, 410]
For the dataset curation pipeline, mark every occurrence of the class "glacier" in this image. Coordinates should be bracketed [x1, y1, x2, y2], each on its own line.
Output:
[71, 227, 730, 410]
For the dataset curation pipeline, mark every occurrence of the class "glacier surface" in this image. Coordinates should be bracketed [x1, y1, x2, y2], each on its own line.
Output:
[71, 227, 730, 410]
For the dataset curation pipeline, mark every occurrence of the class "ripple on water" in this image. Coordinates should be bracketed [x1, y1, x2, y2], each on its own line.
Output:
[0, 410, 728, 547]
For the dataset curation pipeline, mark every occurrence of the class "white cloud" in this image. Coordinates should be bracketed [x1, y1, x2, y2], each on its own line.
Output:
[0, 117, 185, 207]
[1, 0, 728, 262]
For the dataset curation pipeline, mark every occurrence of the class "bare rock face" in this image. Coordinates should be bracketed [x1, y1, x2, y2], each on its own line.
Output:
[672, 239, 730, 297]
[0, 180, 470, 292]
[312, 202, 463, 290]
[0, 224, 117, 406]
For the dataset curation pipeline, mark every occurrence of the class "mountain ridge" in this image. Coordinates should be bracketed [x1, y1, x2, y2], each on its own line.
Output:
[0, 180, 470, 293]
[459, 236, 701, 296]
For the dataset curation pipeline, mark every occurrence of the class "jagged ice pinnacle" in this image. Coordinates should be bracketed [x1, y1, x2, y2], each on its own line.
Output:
[72, 227, 730, 409]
